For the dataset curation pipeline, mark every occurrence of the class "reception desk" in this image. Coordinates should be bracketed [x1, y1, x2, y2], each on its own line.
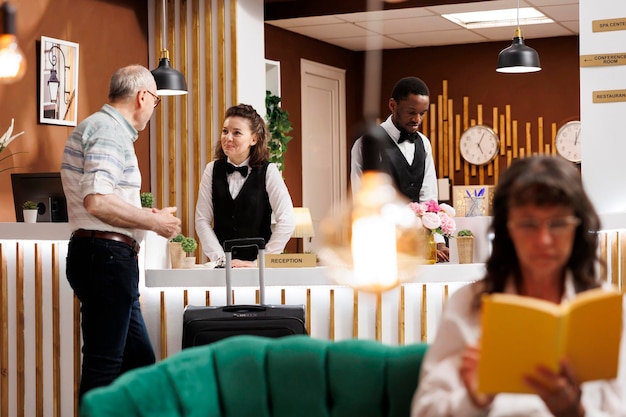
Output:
[1, 221, 625, 417]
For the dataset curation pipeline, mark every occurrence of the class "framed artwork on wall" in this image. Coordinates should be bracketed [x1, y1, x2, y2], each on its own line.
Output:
[39, 36, 79, 126]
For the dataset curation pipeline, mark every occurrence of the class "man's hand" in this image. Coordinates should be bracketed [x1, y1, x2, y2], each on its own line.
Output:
[152, 207, 181, 239]
[436, 242, 449, 262]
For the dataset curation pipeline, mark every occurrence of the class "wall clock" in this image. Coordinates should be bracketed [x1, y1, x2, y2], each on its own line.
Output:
[555, 121, 581, 163]
[459, 125, 500, 166]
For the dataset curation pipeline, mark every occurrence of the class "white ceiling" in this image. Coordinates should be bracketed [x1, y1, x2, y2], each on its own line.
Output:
[266, 0, 579, 51]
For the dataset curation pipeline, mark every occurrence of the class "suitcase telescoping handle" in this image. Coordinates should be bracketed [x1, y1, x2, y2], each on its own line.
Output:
[224, 238, 266, 305]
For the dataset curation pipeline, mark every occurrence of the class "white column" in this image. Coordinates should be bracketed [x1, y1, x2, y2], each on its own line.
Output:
[580, 0, 626, 228]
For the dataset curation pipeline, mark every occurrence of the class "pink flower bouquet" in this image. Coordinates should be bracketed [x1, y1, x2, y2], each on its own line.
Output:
[408, 199, 457, 237]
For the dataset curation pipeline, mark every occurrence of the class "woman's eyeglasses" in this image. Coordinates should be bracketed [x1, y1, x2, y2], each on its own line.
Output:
[508, 216, 581, 236]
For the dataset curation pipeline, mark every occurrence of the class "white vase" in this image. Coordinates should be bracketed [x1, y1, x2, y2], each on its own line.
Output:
[182, 256, 196, 269]
[23, 209, 38, 223]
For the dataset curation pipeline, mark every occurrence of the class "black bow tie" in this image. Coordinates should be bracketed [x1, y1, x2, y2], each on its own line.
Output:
[398, 131, 419, 144]
[226, 163, 248, 177]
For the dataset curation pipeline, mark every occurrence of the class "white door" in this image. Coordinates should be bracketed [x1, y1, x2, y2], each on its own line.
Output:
[300, 59, 347, 253]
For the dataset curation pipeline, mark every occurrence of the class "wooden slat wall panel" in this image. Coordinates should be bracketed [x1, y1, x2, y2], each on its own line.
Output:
[428, 80, 578, 188]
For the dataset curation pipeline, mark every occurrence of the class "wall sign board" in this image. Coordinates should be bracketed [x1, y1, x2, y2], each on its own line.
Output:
[580, 53, 626, 67]
[592, 89, 626, 103]
[593, 18, 626, 32]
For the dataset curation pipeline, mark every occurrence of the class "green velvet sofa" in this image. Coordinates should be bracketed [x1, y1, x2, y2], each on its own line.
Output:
[81, 335, 428, 417]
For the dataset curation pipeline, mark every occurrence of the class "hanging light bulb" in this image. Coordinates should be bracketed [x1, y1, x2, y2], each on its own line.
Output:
[496, 0, 541, 73]
[151, 0, 187, 95]
[0, 1, 26, 83]
[318, 171, 424, 293]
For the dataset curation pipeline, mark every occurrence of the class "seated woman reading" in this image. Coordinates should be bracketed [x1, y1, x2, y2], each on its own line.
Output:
[411, 155, 625, 416]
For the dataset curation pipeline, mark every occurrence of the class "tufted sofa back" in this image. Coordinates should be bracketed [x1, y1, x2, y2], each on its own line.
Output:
[81, 335, 428, 417]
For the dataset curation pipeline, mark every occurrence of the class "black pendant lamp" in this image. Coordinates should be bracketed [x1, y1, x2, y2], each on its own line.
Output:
[151, 0, 187, 95]
[496, 0, 541, 73]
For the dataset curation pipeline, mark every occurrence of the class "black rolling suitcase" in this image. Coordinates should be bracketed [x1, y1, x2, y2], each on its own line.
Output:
[182, 238, 307, 348]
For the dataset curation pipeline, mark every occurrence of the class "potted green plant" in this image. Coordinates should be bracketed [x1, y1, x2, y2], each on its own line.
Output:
[140, 192, 154, 208]
[265, 90, 293, 172]
[169, 233, 185, 268]
[181, 236, 198, 268]
[22, 200, 38, 223]
[456, 229, 474, 264]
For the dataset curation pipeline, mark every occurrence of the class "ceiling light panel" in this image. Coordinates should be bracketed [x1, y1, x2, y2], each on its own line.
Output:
[442, 8, 554, 29]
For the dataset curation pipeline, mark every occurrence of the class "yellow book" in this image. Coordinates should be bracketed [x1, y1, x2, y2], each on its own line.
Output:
[478, 287, 623, 394]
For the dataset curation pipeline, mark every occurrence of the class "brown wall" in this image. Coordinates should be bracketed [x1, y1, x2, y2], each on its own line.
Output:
[265, 24, 580, 193]
[264, 24, 365, 207]
[0, 0, 149, 221]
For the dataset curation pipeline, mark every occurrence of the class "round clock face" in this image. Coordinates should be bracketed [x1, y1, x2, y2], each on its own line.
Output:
[555, 121, 581, 163]
[459, 125, 500, 166]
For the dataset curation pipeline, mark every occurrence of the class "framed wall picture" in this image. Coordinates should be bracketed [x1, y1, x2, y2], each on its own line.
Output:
[39, 36, 79, 126]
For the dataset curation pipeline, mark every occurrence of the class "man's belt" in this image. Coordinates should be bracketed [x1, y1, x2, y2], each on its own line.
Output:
[71, 229, 140, 253]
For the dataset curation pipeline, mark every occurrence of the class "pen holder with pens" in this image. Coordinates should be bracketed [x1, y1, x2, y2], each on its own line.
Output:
[464, 188, 485, 217]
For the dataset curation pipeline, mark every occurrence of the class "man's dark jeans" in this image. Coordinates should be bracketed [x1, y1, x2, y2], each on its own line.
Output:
[66, 236, 155, 401]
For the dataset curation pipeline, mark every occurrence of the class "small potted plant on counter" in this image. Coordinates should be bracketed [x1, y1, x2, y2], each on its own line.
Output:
[169, 233, 185, 269]
[456, 229, 474, 264]
[181, 236, 198, 268]
[22, 200, 38, 223]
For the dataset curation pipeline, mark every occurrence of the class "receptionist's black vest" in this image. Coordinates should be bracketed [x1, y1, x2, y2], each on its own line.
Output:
[361, 125, 426, 202]
[212, 160, 272, 260]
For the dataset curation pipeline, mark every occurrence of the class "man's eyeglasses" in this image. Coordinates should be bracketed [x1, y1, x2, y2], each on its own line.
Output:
[145, 90, 161, 108]
[508, 216, 581, 236]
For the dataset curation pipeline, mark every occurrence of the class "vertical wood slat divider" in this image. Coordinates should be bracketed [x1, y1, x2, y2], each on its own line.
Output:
[184, 289, 188, 307]
[375, 293, 382, 342]
[281, 289, 286, 304]
[155, 0, 165, 210]
[476, 105, 484, 184]
[551, 123, 558, 155]
[429, 103, 436, 164]
[443, 284, 449, 308]
[352, 291, 358, 338]
[398, 286, 405, 345]
[52, 245, 61, 417]
[420, 285, 427, 342]
[160, 291, 167, 359]
[204, 0, 214, 259]
[454, 114, 461, 171]
[167, 0, 177, 208]
[180, 0, 190, 236]
[16, 243, 24, 417]
[255, 289, 259, 304]
[538, 117, 545, 155]
[205, 291, 211, 306]
[437, 95, 443, 170]
[73, 295, 80, 417]
[463, 97, 469, 183]
[448, 99, 454, 178]
[35, 245, 43, 417]
[1, 245, 7, 417]
[217, 0, 227, 124]
[329, 289, 335, 341]
[230, 0, 237, 102]
[525, 122, 532, 157]
[505, 105, 512, 148]
[306, 289, 311, 335]
[192, 0, 202, 218]
[512, 120, 518, 158]
[441, 81, 448, 177]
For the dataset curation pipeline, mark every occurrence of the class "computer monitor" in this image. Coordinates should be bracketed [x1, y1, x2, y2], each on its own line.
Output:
[11, 172, 68, 222]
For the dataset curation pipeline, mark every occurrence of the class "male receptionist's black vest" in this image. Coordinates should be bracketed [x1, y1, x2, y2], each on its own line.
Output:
[362, 125, 426, 202]
[212, 159, 272, 260]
